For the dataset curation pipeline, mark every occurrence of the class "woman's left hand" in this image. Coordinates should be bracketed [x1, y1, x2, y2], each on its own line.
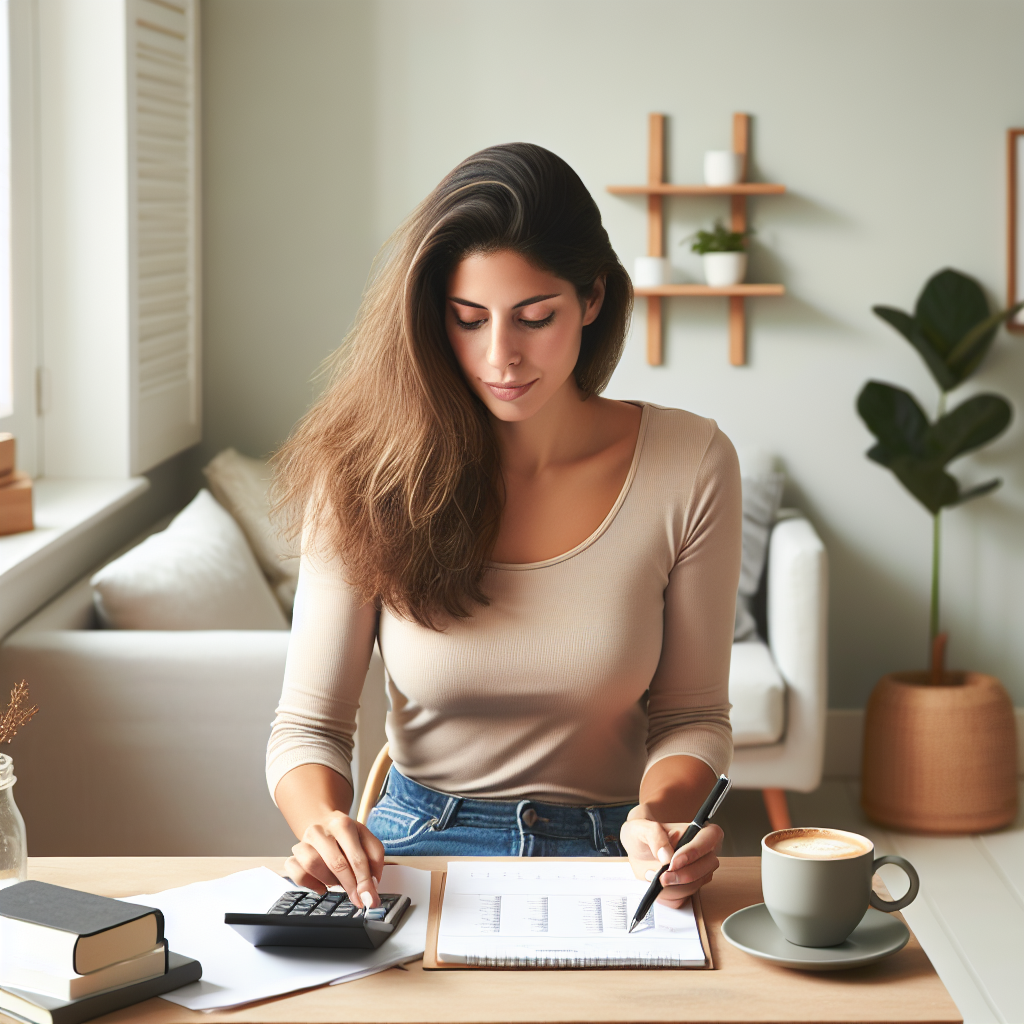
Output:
[619, 812, 723, 908]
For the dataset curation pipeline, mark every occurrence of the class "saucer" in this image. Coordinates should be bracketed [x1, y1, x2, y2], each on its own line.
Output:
[721, 904, 909, 971]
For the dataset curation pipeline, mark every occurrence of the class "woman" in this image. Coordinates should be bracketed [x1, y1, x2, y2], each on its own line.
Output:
[267, 143, 741, 913]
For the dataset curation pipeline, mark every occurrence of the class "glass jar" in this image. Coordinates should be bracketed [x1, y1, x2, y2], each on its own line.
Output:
[0, 754, 27, 886]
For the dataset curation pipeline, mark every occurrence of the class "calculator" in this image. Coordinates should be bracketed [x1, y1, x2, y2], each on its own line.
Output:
[225, 889, 411, 949]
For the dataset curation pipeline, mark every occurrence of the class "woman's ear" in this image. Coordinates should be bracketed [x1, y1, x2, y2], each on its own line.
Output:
[581, 275, 607, 327]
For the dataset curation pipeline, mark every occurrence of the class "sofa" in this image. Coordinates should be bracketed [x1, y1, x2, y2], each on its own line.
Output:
[0, 496, 827, 856]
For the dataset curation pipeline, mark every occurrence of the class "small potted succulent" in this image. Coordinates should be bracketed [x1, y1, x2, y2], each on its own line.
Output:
[687, 220, 750, 287]
[857, 268, 1023, 834]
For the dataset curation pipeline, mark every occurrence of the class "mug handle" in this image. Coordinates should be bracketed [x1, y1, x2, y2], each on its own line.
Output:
[868, 855, 920, 913]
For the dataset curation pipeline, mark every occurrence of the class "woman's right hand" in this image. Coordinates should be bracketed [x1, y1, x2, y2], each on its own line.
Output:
[284, 809, 386, 908]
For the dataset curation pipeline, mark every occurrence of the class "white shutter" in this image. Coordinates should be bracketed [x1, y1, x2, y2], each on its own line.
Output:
[128, 0, 200, 474]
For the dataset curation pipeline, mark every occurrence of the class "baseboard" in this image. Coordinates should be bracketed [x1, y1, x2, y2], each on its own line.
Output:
[824, 707, 1024, 779]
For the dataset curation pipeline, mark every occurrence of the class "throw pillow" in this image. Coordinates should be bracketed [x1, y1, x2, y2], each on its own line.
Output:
[734, 452, 785, 642]
[203, 448, 300, 614]
[91, 489, 289, 630]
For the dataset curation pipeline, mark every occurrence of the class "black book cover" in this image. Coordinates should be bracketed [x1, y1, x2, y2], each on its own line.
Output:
[0, 882, 164, 942]
[0, 952, 201, 1024]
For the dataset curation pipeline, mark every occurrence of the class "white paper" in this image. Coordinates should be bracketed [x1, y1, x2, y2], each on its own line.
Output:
[437, 861, 705, 966]
[122, 865, 429, 1011]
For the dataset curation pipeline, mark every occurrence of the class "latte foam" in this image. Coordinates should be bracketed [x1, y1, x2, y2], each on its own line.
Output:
[766, 829, 871, 860]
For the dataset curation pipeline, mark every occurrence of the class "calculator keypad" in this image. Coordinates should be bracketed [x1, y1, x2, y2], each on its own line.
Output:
[270, 890, 403, 920]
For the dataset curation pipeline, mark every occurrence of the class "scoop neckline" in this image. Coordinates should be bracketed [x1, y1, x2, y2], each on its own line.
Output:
[489, 402, 651, 572]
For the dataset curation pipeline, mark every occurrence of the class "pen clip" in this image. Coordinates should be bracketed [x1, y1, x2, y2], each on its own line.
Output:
[706, 776, 732, 820]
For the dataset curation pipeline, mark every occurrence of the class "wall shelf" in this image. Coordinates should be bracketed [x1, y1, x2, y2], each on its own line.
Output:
[608, 113, 786, 367]
[608, 183, 786, 196]
[634, 284, 785, 297]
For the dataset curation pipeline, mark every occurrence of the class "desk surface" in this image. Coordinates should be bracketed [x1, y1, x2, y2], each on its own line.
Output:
[19, 856, 961, 1024]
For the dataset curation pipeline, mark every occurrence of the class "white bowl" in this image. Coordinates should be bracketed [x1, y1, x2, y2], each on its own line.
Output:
[704, 150, 744, 186]
[703, 252, 747, 287]
[633, 256, 671, 287]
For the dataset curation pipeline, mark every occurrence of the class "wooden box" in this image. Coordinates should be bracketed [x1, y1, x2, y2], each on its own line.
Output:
[0, 471, 34, 535]
[0, 432, 14, 479]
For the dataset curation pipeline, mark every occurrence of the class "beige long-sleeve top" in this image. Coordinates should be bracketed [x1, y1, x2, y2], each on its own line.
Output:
[266, 403, 742, 807]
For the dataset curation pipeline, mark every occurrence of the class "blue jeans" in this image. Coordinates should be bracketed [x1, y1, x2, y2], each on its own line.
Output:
[367, 768, 633, 857]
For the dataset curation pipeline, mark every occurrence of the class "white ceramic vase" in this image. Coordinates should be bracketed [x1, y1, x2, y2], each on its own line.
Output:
[703, 150, 743, 186]
[703, 252, 747, 287]
[632, 256, 671, 288]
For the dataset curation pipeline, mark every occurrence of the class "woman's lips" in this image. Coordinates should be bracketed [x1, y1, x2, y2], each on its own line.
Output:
[483, 379, 537, 402]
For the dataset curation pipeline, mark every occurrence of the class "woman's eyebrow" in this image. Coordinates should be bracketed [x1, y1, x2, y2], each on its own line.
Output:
[448, 293, 561, 310]
[514, 293, 560, 308]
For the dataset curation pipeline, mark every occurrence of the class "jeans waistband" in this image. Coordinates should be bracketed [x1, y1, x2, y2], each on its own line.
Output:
[381, 768, 634, 842]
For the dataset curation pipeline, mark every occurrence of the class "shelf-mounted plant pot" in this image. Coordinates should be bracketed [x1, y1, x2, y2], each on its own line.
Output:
[703, 252, 748, 287]
[861, 671, 1019, 834]
[608, 113, 786, 366]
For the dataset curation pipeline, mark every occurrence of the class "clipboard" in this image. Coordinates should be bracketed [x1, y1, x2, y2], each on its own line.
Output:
[422, 869, 714, 970]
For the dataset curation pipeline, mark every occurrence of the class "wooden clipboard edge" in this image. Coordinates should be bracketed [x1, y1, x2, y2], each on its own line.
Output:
[423, 869, 712, 971]
[692, 889, 713, 969]
[422, 869, 447, 969]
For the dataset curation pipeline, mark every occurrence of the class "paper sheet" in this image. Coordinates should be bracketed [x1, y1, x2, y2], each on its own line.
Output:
[122, 865, 429, 1011]
[437, 861, 705, 966]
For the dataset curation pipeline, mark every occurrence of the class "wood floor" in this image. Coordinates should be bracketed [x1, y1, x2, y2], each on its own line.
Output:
[716, 781, 1024, 1024]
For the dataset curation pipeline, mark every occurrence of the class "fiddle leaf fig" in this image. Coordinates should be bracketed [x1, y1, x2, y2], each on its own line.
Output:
[872, 268, 1023, 392]
[861, 265, 1019, 656]
[929, 393, 1012, 462]
[915, 269, 990, 361]
[947, 300, 1024, 371]
[872, 305, 958, 390]
[857, 381, 1012, 515]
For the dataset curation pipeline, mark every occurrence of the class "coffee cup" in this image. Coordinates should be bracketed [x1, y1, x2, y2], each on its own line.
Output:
[761, 827, 919, 947]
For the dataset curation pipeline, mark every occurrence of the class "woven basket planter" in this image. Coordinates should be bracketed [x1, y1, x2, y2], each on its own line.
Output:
[862, 671, 1018, 834]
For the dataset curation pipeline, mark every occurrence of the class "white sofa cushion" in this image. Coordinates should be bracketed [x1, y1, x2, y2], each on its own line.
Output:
[90, 490, 289, 631]
[729, 640, 786, 747]
[203, 448, 299, 614]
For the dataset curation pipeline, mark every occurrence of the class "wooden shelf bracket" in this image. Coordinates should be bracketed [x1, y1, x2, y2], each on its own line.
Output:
[646, 113, 665, 365]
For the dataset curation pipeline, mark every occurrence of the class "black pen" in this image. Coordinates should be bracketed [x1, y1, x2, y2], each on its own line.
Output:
[627, 774, 732, 933]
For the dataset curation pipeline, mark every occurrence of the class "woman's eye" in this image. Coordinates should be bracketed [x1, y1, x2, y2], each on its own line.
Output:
[455, 316, 487, 330]
[520, 312, 555, 329]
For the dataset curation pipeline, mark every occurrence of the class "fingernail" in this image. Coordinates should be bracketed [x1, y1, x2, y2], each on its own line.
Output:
[657, 846, 672, 864]
[644, 870, 655, 881]
[360, 891, 373, 909]
[373, 875, 380, 888]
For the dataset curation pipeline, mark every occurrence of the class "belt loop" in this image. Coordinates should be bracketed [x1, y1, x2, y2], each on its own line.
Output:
[434, 795, 463, 831]
[515, 800, 531, 857]
[587, 807, 609, 854]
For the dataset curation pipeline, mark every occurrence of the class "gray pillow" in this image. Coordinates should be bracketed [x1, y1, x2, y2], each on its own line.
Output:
[734, 471, 785, 642]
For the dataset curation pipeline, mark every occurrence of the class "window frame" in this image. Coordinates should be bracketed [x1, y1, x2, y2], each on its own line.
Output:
[0, 0, 39, 477]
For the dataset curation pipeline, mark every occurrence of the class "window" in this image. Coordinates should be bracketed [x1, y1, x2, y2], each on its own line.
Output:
[1, 0, 39, 477]
[0, 0, 12, 420]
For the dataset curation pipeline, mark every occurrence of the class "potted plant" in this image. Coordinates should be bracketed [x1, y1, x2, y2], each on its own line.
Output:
[857, 268, 1023, 834]
[687, 220, 749, 287]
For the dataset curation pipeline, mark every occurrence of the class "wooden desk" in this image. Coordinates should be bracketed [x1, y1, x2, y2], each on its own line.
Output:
[20, 857, 961, 1024]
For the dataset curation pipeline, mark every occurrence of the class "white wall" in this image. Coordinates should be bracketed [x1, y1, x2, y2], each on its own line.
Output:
[201, 0, 1024, 709]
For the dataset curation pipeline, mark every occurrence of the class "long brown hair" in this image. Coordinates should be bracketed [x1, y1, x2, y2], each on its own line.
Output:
[275, 143, 632, 628]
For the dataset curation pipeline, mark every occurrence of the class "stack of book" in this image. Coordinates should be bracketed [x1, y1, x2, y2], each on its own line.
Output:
[0, 881, 201, 1024]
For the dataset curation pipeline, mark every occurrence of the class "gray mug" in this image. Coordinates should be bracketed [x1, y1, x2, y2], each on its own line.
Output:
[761, 827, 920, 947]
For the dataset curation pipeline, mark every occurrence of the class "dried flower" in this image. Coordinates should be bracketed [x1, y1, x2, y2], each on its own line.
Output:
[0, 681, 38, 746]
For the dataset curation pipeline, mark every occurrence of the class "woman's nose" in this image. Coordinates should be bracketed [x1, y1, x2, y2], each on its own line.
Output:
[486, 318, 520, 370]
